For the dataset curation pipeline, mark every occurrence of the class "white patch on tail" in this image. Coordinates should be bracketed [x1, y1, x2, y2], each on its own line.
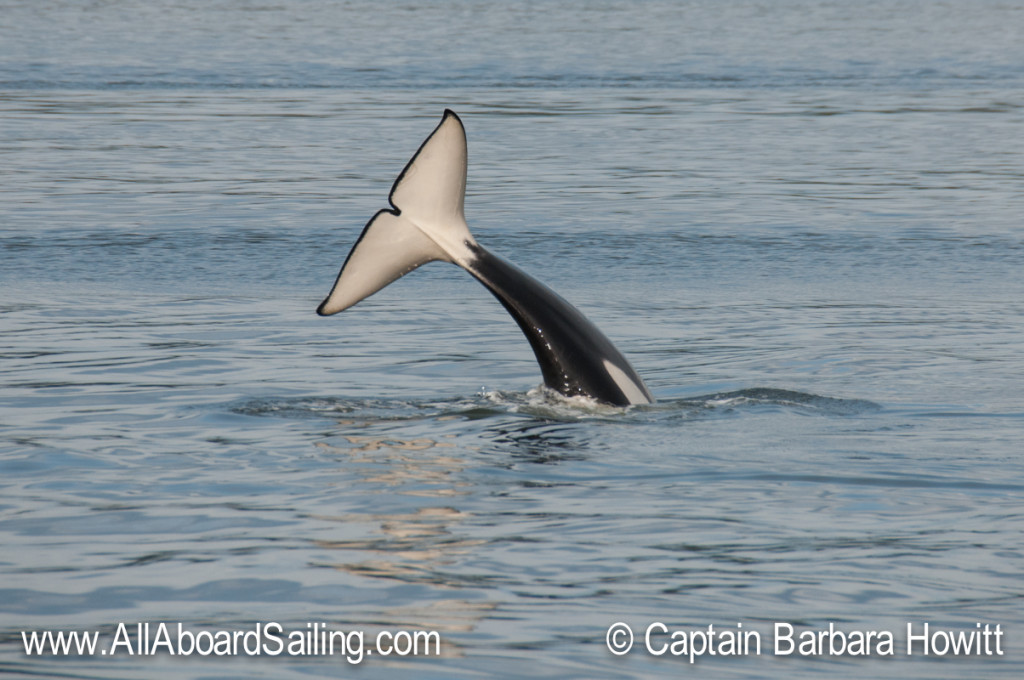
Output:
[602, 359, 652, 405]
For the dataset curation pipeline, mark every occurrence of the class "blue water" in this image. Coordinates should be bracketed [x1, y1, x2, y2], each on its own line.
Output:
[2, 1, 1023, 678]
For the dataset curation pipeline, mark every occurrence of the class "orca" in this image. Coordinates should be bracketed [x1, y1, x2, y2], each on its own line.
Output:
[317, 110, 654, 406]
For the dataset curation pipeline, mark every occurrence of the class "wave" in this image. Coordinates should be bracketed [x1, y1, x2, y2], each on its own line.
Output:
[232, 386, 879, 424]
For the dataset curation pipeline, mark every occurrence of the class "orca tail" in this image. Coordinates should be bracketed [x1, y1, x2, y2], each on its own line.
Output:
[317, 110, 476, 316]
[316, 110, 654, 405]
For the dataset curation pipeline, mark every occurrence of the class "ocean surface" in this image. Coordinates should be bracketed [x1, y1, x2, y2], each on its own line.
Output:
[2, 1, 1023, 678]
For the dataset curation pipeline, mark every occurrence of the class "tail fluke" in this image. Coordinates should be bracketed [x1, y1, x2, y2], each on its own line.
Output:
[317, 110, 476, 316]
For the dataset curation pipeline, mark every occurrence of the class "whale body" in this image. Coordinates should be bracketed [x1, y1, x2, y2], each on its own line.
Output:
[317, 110, 653, 406]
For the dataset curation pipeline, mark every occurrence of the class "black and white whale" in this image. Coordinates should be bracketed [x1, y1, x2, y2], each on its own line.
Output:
[317, 110, 653, 406]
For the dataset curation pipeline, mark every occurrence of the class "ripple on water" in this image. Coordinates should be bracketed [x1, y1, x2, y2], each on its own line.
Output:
[231, 386, 881, 425]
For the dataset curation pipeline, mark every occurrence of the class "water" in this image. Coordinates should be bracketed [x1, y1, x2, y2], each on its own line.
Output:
[2, 1, 1023, 677]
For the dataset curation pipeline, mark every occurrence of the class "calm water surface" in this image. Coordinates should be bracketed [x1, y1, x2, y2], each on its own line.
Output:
[2, 2, 1023, 678]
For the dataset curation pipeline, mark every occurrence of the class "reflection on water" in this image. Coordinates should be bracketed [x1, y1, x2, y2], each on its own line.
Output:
[309, 431, 493, 653]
